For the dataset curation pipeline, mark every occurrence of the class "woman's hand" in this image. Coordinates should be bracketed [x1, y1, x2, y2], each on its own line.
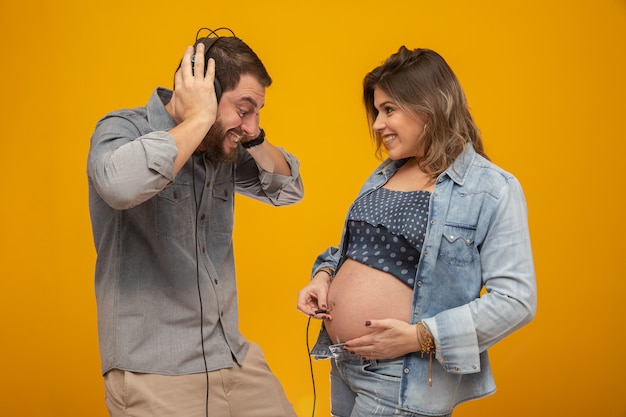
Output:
[344, 319, 421, 360]
[297, 272, 332, 319]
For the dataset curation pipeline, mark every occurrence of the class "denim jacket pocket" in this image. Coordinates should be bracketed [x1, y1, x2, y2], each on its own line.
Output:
[439, 225, 476, 267]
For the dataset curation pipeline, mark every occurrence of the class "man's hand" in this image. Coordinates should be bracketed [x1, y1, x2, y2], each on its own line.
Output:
[167, 43, 219, 174]
[170, 43, 218, 128]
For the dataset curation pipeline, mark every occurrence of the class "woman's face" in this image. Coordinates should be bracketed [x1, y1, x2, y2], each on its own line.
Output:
[372, 87, 427, 160]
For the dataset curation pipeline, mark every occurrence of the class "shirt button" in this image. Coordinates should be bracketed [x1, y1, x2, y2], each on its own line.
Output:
[206, 181, 211, 187]
[200, 214, 206, 220]
[201, 247, 206, 253]
[403, 368, 410, 374]
[417, 281, 423, 287]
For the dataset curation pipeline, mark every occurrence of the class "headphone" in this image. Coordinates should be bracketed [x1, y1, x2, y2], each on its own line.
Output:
[191, 27, 236, 102]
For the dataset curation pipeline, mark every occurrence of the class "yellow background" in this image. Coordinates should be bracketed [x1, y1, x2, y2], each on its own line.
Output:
[1, 0, 625, 415]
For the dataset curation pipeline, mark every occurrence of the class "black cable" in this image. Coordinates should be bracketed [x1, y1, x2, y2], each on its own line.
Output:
[192, 155, 210, 417]
[195, 27, 236, 41]
[306, 316, 316, 417]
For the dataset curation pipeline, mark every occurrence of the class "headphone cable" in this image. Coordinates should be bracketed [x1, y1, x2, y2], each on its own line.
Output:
[306, 316, 316, 417]
[192, 155, 210, 417]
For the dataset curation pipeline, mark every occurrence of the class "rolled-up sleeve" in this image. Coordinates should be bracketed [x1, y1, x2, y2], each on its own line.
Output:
[235, 146, 303, 206]
[87, 115, 178, 210]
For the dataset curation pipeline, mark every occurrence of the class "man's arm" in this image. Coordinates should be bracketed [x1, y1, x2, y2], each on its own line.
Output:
[244, 138, 291, 176]
[167, 43, 218, 174]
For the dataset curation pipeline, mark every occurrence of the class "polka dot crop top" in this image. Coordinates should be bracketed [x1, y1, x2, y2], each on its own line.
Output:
[345, 187, 430, 288]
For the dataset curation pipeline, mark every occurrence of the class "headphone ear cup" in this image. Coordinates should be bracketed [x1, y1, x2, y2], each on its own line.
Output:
[214, 78, 222, 102]
[196, 38, 222, 102]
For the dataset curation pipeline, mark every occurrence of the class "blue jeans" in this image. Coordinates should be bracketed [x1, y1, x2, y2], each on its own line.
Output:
[330, 346, 452, 417]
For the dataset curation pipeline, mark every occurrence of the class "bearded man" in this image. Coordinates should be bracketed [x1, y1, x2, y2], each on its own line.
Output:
[87, 29, 302, 417]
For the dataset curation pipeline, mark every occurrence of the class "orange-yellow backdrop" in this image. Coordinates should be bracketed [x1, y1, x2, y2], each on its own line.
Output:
[1, 0, 624, 416]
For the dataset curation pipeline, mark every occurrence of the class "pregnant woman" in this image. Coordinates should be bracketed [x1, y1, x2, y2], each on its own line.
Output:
[297, 46, 537, 417]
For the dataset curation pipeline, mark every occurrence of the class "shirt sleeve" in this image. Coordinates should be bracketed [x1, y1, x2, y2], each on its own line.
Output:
[234, 146, 304, 206]
[87, 114, 178, 210]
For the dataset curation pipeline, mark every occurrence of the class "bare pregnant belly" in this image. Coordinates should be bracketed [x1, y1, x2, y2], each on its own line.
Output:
[324, 259, 413, 344]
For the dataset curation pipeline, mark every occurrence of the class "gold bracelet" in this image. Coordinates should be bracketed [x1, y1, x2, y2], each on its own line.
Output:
[416, 322, 435, 386]
[416, 322, 435, 353]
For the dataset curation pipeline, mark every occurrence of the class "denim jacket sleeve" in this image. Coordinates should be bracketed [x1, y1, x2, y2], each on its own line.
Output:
[311, 245, 342, 278]
[422, 173, 537, 374]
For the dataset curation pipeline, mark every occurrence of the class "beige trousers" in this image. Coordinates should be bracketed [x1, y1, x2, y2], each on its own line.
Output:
[104, 342, 296, 417]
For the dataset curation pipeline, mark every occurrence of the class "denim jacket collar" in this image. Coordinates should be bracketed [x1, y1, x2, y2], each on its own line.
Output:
[374, 142, 478, 187]
[444, 142, 477, 186]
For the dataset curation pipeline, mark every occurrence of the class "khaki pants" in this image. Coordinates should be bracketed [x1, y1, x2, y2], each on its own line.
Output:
[104, 342, 296, 417]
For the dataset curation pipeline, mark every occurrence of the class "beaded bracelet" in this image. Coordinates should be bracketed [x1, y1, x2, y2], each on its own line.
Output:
[317, 267, 335, 280]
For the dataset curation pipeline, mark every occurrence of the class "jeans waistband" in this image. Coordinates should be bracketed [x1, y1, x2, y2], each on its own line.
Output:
[329, 343, 381, 365]
[329, 343, 406, 367]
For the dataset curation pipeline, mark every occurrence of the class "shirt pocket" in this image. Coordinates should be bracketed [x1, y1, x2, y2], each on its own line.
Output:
[156, 185, 193, 239]
[439, 225, 476, 267]
[209, 179, 234, 233]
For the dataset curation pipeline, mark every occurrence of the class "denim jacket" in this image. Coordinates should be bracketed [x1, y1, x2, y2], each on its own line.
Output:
[88, 88, 303, 376]
[310, 144, 536, 415]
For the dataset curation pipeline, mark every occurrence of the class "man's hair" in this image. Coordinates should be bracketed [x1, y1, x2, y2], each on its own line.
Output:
[175, 36, 272, 91]
[363, 47, 487, 176]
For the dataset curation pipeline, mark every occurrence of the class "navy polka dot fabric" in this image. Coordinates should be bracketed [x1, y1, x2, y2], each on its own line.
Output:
[346, 188, 430, 288]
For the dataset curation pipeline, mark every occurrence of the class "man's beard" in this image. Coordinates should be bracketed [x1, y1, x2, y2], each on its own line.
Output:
[201, 119, 238, 163]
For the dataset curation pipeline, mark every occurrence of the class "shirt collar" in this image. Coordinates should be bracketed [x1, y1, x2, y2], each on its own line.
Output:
[146, 87, 176, 131]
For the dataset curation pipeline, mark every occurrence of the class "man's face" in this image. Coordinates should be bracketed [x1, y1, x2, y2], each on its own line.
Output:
[201, 74, 265, 162]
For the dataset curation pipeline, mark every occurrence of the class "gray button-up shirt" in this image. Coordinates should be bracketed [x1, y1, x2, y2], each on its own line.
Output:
[87, 88, 303, 375]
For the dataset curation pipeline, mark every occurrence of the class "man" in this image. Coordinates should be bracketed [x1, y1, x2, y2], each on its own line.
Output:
[87, 29, 302, 417]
